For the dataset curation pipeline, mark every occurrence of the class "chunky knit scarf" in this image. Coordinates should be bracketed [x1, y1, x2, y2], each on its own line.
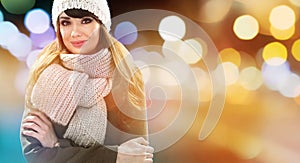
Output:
[31, 48, 114, 147]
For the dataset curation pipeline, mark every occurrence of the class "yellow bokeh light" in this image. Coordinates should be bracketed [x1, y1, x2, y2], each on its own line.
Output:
[270, 25, 295, 40]
[219, 48, 241, 67]
[269, 5, 296, 30]
[239, 67, 263, 91]
[233, 15, 259, 40]
[292, 39, 300, 61]
[162, 38, 204, 64]
[215, 62, 239, 86]
[262, 42, 287, 65]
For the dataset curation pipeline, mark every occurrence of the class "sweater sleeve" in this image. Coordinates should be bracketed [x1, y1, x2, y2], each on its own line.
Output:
[20, 107, 118, 163]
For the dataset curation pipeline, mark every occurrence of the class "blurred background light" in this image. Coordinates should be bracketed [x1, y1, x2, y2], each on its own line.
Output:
[236, 0, 297, 36]
[262, 42, 287, 66]
[233, 15, 259, 40]
[183, 38, 204, 64]
[269, 5, 296, 30]
[219, 48, 241, 67]
[0, 0, 35, 14]
[114, 21, 138, 45]
[26, 49, 41, 69]
[0, 21, 19, 48]
[270, 25, 295, 40]
[215, 62, 239, 86]
[24, 8, 50, 34]
[292, 39, 300, 61]
[262, 62, 291, 91]
[162, 38, 203, 64]
[6, 33, 32, 60]
[238, 67, 263, 91]
[30, 26, 55, 49]
[278, 73, 300, 98]
[198, 0, 232, 23]
[159, 15, 186, 41]
[0, 10, 3, 22]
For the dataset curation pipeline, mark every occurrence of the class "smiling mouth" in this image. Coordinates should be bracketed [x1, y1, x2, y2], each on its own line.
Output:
[71, 41, 86, 48]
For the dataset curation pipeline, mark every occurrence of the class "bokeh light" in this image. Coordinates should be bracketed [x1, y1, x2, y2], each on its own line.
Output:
[30, 26, 55, 49]
[291, 39, 300, 61]
[239, 67, 263, 91]
[219, 48, 241, 67]
[159, 15, 186, 41]
[262, 61, 291, 91]
[270, 25, 295, 40]
[262, 42, 287, 66]
[26, 49, 41, 69]
[24, 8, 50, 34]
[198, 0, 232, 23]
[0, 10, 3, 22]
[0, 21, 19, 47]
[278, 73, 300, 98]
[269, 5, 296, 30]
[1, 0, 35, 14]
[162, 38, 203, 64]
[233, 15, 259, 40]
[215, 62, 239, 86]
[6, 33, 32, 60]
[114, 21, 138, 45]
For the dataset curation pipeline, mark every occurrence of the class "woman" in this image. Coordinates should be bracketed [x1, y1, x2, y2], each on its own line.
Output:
[20, 0, 154, 162]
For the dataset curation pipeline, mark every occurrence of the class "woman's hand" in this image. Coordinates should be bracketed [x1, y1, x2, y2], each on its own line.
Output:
[21, 109, 59, 148]
[117, 137, 154, 163]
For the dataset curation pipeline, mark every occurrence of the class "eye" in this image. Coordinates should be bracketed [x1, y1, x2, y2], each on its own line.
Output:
[60, 20, 70, 26]
[82, 18, 93, 24]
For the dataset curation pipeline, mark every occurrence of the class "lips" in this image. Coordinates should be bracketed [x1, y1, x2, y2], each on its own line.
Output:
[71, 40, 86, 48]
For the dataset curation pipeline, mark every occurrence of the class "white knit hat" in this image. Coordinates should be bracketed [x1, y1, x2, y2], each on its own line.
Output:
[52, 0, 111, 31]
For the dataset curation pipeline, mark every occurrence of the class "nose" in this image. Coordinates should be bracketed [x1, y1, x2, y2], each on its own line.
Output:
[71, 25, 82, 38]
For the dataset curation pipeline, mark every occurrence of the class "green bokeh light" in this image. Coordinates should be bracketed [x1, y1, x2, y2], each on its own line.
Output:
[1, 0, 36, 14]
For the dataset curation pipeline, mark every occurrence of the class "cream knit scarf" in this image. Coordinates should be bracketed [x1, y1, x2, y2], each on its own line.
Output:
[31, 48, 114, 147]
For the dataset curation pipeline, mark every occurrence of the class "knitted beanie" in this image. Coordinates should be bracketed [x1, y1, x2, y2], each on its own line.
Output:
[52, 0, 111, 31]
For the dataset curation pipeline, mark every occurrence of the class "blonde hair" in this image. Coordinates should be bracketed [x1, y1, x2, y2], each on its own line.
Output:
[25, 21, 145, 111]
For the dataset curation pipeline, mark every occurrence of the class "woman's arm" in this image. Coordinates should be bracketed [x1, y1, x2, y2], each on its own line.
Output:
[20, 108, 118, 163]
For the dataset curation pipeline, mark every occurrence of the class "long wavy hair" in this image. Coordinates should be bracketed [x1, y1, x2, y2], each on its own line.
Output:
[25, 9, 145, 112]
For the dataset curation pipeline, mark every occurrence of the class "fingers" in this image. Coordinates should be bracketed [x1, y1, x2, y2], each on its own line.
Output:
[23, 115, 44, 129]
[134, 137, 149, 146]
[28, 109, 52, 126]
[22, 130, 41, 140]
[22, 121, 42, 133]
[145, 146, 154, 154]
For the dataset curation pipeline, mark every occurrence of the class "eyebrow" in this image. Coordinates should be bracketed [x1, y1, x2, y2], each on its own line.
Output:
[59, 16, 70, 20]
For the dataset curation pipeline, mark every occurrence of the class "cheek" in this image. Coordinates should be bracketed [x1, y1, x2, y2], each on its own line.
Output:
[59, 30, 67, 40]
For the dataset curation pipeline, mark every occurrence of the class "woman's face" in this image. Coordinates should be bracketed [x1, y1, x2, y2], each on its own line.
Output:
[59, 12, 101, 54]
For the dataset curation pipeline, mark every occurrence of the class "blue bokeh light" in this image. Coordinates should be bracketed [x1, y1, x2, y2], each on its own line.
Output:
[30, 26, 55, 49]
[0, 21, 19, 48]
[24, 8, 50, 34]
[114, 21, 138, 45]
